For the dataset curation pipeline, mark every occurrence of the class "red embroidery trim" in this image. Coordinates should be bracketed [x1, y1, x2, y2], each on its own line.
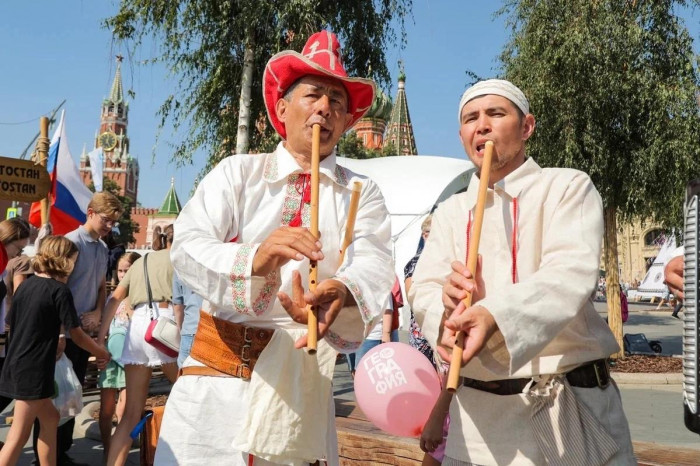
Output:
[289, 173, 311, 227]
[466, 197, 519, 284]
[511, 198, 518, 284]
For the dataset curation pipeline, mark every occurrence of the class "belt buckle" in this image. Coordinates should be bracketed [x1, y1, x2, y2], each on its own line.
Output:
[593, 361, 609, 388]
[240, 344, 251, 363]
[243, 326, 253, 344]
[235, 362, 251, 380]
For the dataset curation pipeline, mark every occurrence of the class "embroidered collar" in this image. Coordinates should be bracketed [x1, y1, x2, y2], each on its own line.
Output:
[263, 142, 349, 186]
[464, 157, 541, 209]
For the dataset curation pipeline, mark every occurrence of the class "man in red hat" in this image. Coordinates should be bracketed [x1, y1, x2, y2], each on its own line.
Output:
[155, 31, 394, 465]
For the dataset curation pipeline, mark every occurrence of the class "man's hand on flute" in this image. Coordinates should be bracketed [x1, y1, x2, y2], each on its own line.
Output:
[442, 257, 485, 319]
[664, 255, 684, 300]
[278, 270, 349, 349]
[252, 227, 324, 277]
[438, 255, 495, 366]
[437, 304, 497, 366]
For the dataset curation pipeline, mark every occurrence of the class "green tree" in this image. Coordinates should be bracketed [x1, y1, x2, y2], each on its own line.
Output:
[380, 140, 398, 157]
[106, 0, 413, 178]
[498, 0, 700, 357]
[338, 131, 381, 159]
[88, 178, 138, 245]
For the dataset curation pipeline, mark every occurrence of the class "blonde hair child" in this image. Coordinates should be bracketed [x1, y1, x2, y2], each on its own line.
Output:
[0, 236, 111, 466]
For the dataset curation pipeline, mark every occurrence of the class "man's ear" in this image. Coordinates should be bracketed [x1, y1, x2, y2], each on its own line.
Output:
[276, 98, 289, 125]
[522, 114, 536, 141]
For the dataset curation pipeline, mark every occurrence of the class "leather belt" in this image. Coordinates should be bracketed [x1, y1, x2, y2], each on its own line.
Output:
[185, 311, 274, 380]
[461, 359, 611, 396]
[180, 366, 233, 378]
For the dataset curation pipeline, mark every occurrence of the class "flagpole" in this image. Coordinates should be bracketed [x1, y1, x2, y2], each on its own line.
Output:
[37, 117, 50, 225]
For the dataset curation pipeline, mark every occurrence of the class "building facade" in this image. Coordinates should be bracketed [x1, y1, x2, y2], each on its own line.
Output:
[130, 178, 181, 249]
[616, 219, 667, 285]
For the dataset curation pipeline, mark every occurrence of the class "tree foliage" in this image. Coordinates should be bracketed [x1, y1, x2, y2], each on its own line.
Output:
[105, 0, 413, 175]
[498, 0, 700, 227]
[338, 131, 399, 159]
[496, 0, 700, 357]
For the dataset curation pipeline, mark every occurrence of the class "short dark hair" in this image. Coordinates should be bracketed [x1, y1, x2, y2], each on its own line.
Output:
[283, 79, 302, 101]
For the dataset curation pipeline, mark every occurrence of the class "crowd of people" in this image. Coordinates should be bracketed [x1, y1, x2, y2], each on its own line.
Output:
[0, 194, 193, 465]
[0, 29, 671, 466]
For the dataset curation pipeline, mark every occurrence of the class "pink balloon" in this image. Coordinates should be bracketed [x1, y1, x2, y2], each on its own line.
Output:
[354, 342, 441, 437]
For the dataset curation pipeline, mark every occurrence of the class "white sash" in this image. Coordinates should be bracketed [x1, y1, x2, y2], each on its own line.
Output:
[230, 328, 337, 465]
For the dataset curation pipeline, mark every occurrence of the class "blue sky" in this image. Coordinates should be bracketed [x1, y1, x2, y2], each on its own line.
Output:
[0, 1, 698, 209]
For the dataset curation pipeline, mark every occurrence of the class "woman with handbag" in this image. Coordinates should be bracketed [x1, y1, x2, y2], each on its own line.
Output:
[97, 224, 179, 466]
[98, 251, 141, 462]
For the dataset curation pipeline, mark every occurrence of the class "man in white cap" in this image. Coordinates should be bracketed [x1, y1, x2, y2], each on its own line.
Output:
[154, 31, 393, 465]
[409, 79, 635, 465]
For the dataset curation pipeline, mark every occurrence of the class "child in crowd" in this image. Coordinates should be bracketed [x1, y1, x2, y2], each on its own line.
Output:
[0, 236, 110, 466]
[98, 251, 141, 461]
[420, 363, 452, 465]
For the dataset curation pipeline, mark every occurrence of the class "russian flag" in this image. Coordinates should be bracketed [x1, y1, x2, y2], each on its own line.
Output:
[29, 111, 93, 235]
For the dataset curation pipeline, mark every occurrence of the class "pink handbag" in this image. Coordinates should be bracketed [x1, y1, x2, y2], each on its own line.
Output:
[142, 254, 180, 358]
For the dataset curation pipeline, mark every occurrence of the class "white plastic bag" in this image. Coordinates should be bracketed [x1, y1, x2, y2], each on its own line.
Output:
[53, 354, 83, 419]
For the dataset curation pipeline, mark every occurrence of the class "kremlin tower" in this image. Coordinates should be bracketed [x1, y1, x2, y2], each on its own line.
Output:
[79, 55, 139, 203]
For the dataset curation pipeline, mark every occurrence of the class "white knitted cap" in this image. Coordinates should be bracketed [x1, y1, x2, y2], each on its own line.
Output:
[458, 79, 529, 123]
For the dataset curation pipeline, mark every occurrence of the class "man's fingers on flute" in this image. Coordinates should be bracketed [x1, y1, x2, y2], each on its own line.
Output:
[294, 334, 309, 349]
[449, 272, 475, 294]
[462, 331, 487, 365]
[277, 291, 307, 324]
[290, 271, 306, 307]
[287, 232, 324, 260]
[318, 298, 344, 337]
[436, 345, 452, 365]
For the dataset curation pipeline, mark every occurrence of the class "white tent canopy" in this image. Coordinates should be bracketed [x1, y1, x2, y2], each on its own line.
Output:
[338, 155, 475, 325]
[632, 235, 676, 301]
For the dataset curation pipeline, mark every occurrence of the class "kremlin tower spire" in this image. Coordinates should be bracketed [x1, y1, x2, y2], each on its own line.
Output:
[80, 55, 139, 203]
[384, 61, 417, 155]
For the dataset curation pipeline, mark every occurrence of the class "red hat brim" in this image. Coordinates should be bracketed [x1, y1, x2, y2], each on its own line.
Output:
[263, 51, 375, 140]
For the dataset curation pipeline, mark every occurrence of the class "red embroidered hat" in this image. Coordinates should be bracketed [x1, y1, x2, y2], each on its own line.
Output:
[263, 30, 375, 140]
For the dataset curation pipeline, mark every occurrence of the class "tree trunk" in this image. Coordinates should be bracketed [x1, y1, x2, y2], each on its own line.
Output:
[235, 34, 255, 155]
[604, 206, 624, 359]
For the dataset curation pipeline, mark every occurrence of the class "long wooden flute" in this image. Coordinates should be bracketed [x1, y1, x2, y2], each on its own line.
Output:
[307, 124, 321, 354]
[339, 181, 362, 266]
[446, 140, 494, 392]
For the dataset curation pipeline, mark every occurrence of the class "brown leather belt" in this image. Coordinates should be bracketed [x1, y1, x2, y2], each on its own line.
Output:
[180, 366, 233, 378]
[184, 311, 274, 380]
[461, 359, 611, 396]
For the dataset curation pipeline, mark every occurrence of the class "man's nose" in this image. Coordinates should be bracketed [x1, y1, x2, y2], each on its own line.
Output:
[475, 114, 491, 133]
[315, 95, 331, 117]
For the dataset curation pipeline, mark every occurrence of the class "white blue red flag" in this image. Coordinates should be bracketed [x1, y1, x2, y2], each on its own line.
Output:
[88, 147, 104, 192]
[29, 110, 93, 235]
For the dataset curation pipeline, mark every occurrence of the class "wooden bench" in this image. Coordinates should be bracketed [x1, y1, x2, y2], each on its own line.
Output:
[334, 399, 700, 466]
